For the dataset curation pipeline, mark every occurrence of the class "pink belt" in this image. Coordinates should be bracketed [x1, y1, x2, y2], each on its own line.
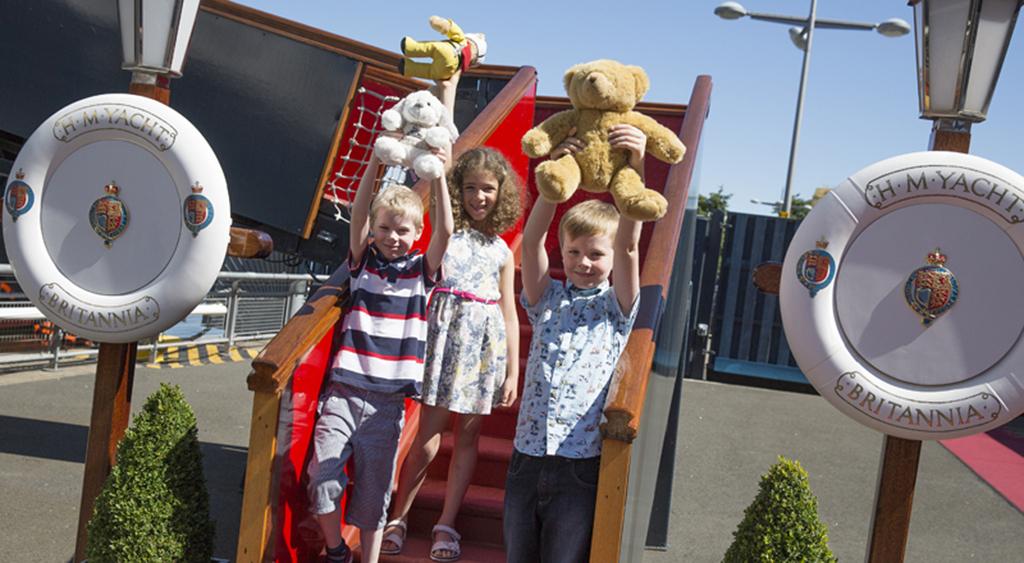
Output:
[433, 287, 498, 304]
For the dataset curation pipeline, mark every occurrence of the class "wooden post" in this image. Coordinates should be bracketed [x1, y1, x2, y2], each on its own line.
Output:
[929, 127, 971, 153]
[72, 77, 170, 563]
[863, 119, 968, 563]
[74, 342, 138, 562]
[865, 436, 922, 563]
[236, 390, 283, 563]
[591, 439, 632, 563]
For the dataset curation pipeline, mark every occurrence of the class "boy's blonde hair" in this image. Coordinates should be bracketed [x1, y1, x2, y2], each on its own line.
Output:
[559, 199, 619, 244]
[370, 185, 424, 231]
[446, 147, 526, 236]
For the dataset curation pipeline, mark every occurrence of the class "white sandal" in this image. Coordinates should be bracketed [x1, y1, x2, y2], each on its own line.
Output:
[381, 519, 407, 555]
[430, 524, 462, 562]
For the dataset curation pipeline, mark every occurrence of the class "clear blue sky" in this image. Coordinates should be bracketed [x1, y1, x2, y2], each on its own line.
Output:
[235, 0, 1024, 216]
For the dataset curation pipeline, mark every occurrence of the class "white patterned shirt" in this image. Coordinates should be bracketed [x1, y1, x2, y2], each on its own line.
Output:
[514, 279, 638, 458]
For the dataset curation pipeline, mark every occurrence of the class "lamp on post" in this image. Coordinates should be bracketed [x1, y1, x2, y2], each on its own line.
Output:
[117, 0, 201, 103]
[910, 0, 1022, 152]
[73, 2, 202, 562]
[714, 1, 910, 218]
[863, 3, 1021, 563]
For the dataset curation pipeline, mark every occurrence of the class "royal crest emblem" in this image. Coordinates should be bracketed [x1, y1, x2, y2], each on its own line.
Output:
[183, 181, 214, 238]
[89, 181, 130, 248]
[796, 236, 836, 298]
[905, 248, 958, 327]
[5, 169, 34, 223]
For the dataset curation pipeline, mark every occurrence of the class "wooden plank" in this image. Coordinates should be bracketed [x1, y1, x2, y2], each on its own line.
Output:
[591, 439, 632, 563]
[737, 215, 766, 360]
[753, 218, 783, 360]
[128, 81, 170, 105]
[758, 219, 789, 359]
[930, 128, 971, 153]
[303, 61, 365, 240]
[690, 211, 724, 380]
[235, 390, 282, 563]
[717, 214, 747, 358]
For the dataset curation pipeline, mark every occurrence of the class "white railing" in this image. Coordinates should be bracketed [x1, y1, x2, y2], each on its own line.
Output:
[0, 266, 313, 370]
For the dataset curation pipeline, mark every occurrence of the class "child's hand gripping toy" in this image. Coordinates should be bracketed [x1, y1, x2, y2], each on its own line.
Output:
[521, 59, 687, 222]
[373, 90, 460, 180]
[398, 16, 486, 81]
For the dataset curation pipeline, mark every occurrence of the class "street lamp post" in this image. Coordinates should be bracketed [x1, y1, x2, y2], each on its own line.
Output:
[911, 0, 1022, 151]
[714, 1, 910, 217]
[865, 4, 1021, 562]
[751, 198, 808, 217]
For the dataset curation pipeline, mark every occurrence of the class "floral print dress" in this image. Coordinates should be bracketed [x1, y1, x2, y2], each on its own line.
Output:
[421, 229, 509, 414]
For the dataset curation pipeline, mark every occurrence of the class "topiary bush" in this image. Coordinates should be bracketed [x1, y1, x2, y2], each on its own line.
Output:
[723, 456, 837, 563]
[86, 383, 216, 563]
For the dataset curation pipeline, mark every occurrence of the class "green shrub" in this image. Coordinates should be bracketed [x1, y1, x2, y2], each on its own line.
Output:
[723, 456, 837, 563]
[86, 383, 216, 563]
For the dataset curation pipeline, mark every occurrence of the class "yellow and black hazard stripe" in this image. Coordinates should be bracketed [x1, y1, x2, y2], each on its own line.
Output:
[142, 343, 260, 369]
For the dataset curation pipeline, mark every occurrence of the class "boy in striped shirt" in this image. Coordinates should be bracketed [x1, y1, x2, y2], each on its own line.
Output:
[308, 146, 453, 563]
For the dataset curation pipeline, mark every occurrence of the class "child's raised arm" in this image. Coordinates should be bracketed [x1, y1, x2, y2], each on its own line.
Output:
[520, 196, 555, 308]
[613, 213, 641, 315]
[349, 152, 382, 265]
[521, 127, 587, 306]
[609, 124, 646, 313]
[424, 145, 454, 279]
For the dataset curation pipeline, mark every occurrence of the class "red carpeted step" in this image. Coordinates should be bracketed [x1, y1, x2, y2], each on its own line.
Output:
[366, 534, 506, 563]
[404, 477, 505, 547]
[427, 432, 514, 488]
[480, 405, 519, 441]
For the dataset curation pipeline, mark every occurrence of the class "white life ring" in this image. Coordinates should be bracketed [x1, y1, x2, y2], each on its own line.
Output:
[781, 151, 1024, 440]
[3, 93, 230, 343]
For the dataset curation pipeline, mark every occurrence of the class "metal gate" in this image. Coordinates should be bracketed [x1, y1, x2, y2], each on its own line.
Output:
[687, 211, 807, 385]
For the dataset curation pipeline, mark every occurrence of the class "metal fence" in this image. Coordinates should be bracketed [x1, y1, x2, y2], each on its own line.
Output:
[0, 265, 312, 370]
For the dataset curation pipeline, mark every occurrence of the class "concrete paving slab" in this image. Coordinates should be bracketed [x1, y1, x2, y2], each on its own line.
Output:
[3, 364, 1022, 562]
[646, 379, 1024, 562]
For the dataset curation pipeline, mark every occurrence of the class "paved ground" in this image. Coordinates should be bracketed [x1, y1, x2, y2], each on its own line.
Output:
[2, 360, 1023, 562]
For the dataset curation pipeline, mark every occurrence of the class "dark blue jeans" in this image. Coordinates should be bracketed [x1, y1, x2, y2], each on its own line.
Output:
[503, 448, 601, 563]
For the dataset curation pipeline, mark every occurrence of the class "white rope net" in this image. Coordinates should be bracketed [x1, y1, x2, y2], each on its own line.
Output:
[323, 86, 415, 222]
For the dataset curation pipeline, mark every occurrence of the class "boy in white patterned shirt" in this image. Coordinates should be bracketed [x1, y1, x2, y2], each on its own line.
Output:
[504, 125, 646, 563]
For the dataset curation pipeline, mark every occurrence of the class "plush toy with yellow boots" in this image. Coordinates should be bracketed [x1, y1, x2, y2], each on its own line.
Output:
[521, 59, 686, 222]
[398, 16, 486, 81]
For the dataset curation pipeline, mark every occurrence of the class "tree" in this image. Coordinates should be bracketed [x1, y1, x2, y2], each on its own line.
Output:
[699, 186, 732, 217]
[765, 193, 814, 220]
[788, 193, 814, 221]
[86, 383, 216, 563]
[723, 456, 837, 563]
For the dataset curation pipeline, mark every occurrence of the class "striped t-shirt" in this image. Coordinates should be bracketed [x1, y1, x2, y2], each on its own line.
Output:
[330, 246, 441, 395]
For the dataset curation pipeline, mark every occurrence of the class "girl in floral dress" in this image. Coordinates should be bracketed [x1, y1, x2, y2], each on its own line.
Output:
[381, 147, 525, 562]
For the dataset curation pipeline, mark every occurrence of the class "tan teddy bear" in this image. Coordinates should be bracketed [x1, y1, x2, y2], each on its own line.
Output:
[521, 59, 686, 221]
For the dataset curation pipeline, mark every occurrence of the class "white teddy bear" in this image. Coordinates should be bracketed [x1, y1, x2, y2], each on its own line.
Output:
[373, 90, 459, 180]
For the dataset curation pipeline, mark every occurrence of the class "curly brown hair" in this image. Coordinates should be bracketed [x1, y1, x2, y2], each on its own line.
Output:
[446, 147, 526, 236]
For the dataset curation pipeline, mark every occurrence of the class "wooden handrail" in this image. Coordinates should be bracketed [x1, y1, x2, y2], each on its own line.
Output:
[602, 74, 713, 441]
[246, 268, 349, 393]
[591, 75, 713, 563]
[245, 66, 538, 394]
